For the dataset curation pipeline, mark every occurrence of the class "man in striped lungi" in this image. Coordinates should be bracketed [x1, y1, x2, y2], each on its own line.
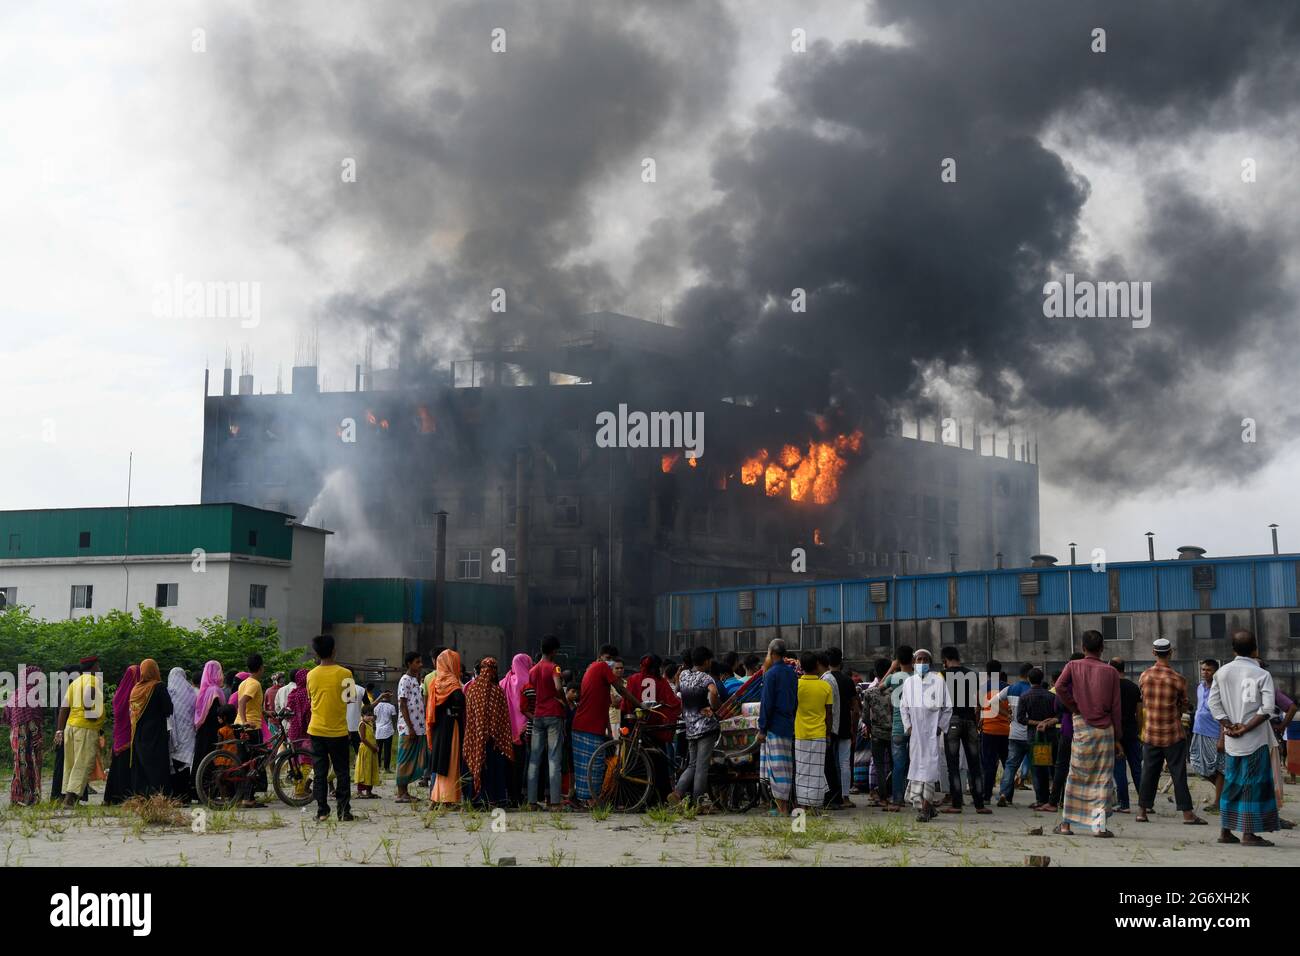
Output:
[1052, 630, 1122, 838]
[758, 640, 797, 815]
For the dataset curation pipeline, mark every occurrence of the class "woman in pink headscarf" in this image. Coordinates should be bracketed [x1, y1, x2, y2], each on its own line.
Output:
[102, 664, 140, 805]
[500, 652, 533, 805]
[191, 661, 225, 786]
[228, 672, 249, 706]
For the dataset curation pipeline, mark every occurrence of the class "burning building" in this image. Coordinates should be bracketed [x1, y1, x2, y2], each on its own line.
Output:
[200, 312, 1039, 660]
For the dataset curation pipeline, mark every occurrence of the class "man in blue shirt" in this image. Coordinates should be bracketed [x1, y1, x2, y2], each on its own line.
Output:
[758, 640, 798, 815]
[1188, 658, 1225, 812]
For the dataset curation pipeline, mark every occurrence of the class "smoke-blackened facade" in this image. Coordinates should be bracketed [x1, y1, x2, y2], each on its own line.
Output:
[201, 313, 1039, 660]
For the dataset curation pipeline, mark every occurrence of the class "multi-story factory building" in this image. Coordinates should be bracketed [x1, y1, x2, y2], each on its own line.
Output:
[200, 313, 1040, 660]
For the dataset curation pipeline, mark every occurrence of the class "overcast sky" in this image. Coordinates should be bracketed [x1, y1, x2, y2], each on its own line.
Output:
[3, 0, 1299, 564]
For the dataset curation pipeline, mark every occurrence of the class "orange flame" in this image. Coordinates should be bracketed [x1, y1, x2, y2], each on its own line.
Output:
[661, 451, 681, 473]
[416, 405, 436, 434]
[814, 528, 824, 546]
[687, 456, 699, 469]
[740, 429, 863, 504]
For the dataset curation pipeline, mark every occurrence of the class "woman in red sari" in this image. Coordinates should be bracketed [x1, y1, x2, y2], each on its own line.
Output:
[3, 665, 45, 806]
[465, 657, 514, 807]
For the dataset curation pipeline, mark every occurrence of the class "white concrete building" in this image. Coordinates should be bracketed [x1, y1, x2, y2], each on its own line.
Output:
[0, 504, 330, 650]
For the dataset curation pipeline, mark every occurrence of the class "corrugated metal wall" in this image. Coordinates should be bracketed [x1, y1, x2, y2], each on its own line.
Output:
[323, 578, 515, 627]
[656, 558, 1300, 635]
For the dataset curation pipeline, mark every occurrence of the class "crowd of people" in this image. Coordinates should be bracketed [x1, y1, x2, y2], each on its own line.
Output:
[2, 626, 1295, 846]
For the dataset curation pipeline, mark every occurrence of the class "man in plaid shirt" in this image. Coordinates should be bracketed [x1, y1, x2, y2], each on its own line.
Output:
[1135, 638, 1207, 825]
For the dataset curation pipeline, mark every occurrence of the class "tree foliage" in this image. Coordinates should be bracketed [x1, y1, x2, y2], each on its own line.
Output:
[0, 605, 310, 687]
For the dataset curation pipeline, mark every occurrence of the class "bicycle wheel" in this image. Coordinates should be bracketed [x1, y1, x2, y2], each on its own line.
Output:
[270, 749, 316, 807]
[194, 748, 243, 810]
[586, 740, 654, 813]
[723, 780, 761, 813]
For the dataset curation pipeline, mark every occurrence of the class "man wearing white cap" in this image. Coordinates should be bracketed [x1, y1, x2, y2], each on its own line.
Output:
[899, 649, 952, 822]
[1136, 638, 1206, 825]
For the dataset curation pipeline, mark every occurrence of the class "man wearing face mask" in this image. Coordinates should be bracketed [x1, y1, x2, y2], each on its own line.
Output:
[899, 649, 952, 822]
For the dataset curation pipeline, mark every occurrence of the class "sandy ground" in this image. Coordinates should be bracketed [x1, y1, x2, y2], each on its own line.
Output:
[2, 769, 1298, 867]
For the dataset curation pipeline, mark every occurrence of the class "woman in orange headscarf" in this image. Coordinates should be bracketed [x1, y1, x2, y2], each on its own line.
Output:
[129, 659, 174, 797]
[426, 649, 466, 805]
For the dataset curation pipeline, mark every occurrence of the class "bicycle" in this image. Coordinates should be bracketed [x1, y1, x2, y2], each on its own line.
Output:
[585, 704, 677, 813]
[194, 709, 315, 809]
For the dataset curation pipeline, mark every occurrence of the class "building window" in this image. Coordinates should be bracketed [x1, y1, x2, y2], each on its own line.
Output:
[7, 534, 18, 553]
[868, 624, 892, 647]
[1193, 613, 1226, 641]
[688, 506, 709, 536]
[736, 629, 756, 651]
[554, 548, 580, 577]
[739, 512, 756, 541]
[71, 585, 93, 610]
[249, 584, 267, 609]
[801, 626, 823, 649]
[79, 531, 91, 548]
[504, 492, 517, 528]
[710, 507, 728, 537]
[1102, 615, 1133, 642]
[1290, 612, 1300, 639]
[418, 498, 438, 528]
[0, 587, 15, 608]
[457, 549, 482, 580]
[155, 583, 178, 608]
[924, 496, 939, 523]
[941, 620, 968, 645]
[1019, 618, 1048, 642]
[943, 499, 959, 526]
[553, 496, 581, 527]
[248, 530, 258, 547]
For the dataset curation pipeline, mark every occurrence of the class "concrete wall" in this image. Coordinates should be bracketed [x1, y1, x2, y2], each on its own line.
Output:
[0, 556, 233, 625]
[285, 526, 328, 649]
[224, 558, 293, 630]
[0, 537, 326, 651]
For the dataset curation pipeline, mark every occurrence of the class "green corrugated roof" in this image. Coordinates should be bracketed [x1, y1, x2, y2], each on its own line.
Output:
[0, 504, 294, 561]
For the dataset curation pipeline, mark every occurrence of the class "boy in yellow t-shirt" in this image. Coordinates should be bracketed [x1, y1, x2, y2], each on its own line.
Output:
[306, 634, 355, 821]
[794, 651, 833, 810]
[235, 653, 268, 808]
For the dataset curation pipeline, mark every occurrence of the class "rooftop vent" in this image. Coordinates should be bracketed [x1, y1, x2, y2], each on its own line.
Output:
[1177, 546, 1207, 560]
[1029, 554, 1058, 568]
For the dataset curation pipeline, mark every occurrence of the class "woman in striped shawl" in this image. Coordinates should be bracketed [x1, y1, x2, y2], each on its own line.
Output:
[167, 667, 198, 801]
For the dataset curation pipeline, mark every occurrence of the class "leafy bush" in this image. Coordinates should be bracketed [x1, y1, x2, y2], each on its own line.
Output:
[0, 604, 309, 684]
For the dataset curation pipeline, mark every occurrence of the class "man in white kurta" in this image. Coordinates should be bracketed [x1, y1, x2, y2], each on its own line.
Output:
[900, 649, 953, 821]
